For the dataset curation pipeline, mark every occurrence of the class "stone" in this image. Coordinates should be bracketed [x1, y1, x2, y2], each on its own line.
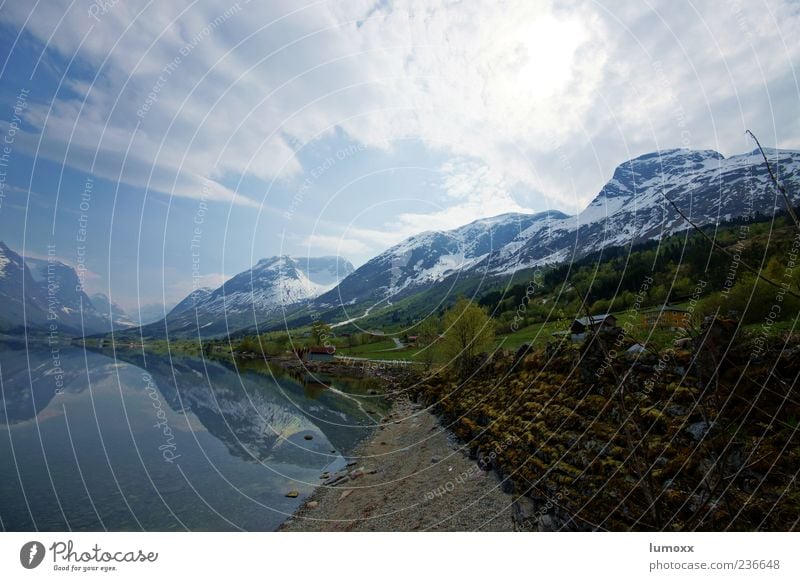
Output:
[686, 421, 711, 441]
[306, 501, 319, 509]
[511, 496, 538, 530]
[304, 434, 313, 440]
[285, 490, 300, 498]
[431, 456, 441, 463]
[339, 490, 353, 500]
[665, 404, 688, 417]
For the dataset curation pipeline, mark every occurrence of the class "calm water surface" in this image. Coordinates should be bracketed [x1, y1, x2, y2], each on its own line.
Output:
[0, 342, 386, 531]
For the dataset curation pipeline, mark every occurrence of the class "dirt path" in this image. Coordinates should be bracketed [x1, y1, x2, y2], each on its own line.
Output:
[280, 396, 515, 532]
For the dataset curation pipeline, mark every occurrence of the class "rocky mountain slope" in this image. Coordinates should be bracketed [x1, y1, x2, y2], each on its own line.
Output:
[306, 147, 800, 326]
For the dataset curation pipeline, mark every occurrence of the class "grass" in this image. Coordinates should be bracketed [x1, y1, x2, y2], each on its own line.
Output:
[496, 319, 570, 351]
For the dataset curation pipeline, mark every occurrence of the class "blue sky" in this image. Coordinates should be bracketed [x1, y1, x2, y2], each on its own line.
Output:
[1, 0, 798, 314]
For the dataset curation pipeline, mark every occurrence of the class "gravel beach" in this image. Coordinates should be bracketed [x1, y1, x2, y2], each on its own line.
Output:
[280, 395, 516, 532]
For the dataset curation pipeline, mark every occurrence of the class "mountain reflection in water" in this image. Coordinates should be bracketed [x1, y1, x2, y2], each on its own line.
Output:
[0, 342, 386, 531]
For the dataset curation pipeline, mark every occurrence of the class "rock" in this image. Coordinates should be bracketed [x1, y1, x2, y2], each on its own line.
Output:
[512, 496, 538, 530]
[306, 501, 319, 509]
[285, 490, 300, 498]
[686, 421, 711, 441]
[304, 434, 313, 440]
[431, 456, 441, 463]
[665, 404, 688, 417]
[324, 474, 350, 486]
[346, 460, 358, 467]
[339, 490, 353, 500]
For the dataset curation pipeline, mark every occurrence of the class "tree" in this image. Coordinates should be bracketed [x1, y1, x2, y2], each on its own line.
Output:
[416, 315, 441, 369]
[440, 298, 495, 378]
[311, 319, 332, 346]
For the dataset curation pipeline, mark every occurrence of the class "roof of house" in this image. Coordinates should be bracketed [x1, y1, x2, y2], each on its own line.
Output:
[573, 314, 616, 326]
[308, 347, 334, 354]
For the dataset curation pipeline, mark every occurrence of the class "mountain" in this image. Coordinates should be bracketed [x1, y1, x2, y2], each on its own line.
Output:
[168, 287, 214, 317]
[132, 302, 177, 326]
[0, 242, 50, 333]
[303, 147, 800, 325]
[0, 243, 124, 336]
[89, 293, 137, 328]
[137, 256, 355, 337]
[481, 148, 800, 273]
[314, 211, 568, 309]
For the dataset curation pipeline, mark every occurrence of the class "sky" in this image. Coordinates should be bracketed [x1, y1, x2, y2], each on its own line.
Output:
[0, 0, 798, 316]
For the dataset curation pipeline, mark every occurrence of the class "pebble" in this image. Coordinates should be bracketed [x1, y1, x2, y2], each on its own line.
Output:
[431, 456, 441, 463]
[339, 490, 353, 500]
[306, 501, 319, 509]
[285, 490, 300, 498]
[304, 434, 313, 440]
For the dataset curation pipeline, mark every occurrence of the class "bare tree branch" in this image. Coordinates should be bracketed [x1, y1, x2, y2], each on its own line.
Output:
[746, 129, 800, 230]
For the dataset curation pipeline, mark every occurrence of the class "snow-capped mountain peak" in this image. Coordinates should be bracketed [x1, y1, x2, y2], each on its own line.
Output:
[155, 255, 355, 336]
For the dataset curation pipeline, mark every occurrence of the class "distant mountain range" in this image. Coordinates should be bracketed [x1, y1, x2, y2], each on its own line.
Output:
[5, 147, 799, 339]
[303, 147, 800, 327]
[133, 255, 355, 338]
[0, 242, 135, 335]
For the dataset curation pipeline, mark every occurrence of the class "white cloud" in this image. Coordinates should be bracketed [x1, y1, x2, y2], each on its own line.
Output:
[302, 233, 373, 257]
[3, 0, 799, 228]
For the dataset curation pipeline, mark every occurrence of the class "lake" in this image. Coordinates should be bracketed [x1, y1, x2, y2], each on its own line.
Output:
[0, 341, 386, 531]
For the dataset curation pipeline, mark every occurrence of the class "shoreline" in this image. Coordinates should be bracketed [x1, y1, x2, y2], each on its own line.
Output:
[280, 386, 516, 532]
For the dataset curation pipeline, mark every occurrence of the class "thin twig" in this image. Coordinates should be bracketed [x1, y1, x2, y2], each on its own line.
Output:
[659, 193, 800, 300]
[746, 129, 800, 230]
